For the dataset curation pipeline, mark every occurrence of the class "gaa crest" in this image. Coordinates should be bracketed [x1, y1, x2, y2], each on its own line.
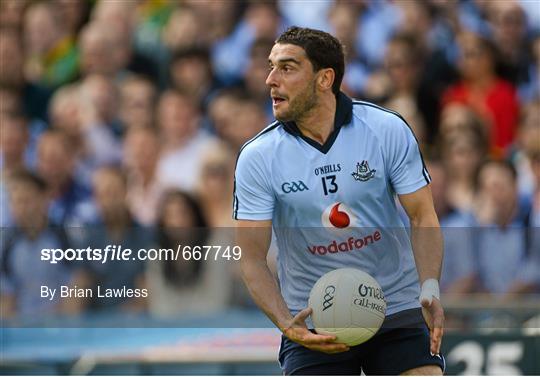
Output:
[351, 160, 376, 182]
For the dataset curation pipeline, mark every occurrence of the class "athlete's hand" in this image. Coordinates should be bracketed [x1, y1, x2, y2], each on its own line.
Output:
[282, 307, 350, 354]
[421, 297, 444, 355]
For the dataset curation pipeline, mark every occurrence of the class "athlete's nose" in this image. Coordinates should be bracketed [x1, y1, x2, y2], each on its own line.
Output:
[266, 68, 279, 88]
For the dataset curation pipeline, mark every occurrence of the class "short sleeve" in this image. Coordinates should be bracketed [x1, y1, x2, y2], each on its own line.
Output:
[385, 117, 430, 195]
[233, 146, 275, 220]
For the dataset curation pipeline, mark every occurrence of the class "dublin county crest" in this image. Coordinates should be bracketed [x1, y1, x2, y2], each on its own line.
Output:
[351, 160, 376, 182]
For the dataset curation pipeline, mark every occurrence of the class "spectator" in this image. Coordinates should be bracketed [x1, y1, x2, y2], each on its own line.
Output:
[146, 190, 231, 317]
[487, 1, 532, 95]
[355, 0, 401, 70]
[0, 0, 28, 29]
[428, 159, 477, 296]
[212, 1, 281, 84]
[90, 1, 160, 85]
[0, 27, 52, 122]
[132, 0, 174, 70]
[50, 80, 121, 187]
[169, 47, 218, 110]
[509, 150, 540, 294]
[505, 150, 540, 296]
[156, 90, 217, 191]
[77, 166, 149, 312]
[77, 21, 119, 78]
[185, 0, 241, 47]
[327, 2, 369, 98]
[79, 20, 158, 84]
[161, 5, 202, 52]
[36, 130, 91, 224]
[0, 107, 46, 172]
[1, 113, 30, 176]
[123, 127, 164, 227]
[244, 37, 274, 114]
[0, 170, 74, 318]
[78, 73, 124, 137]
[208, 88, 241, 140]
[1, 113, 29, 227]
[118, 74, 157, 131]
[442, 31, 520, 157]
[382, 33, 428, 145]
[0, 87, 20, 117]
[196, 142, 236, 227]
[54, 0, 89, 37]
[209, 89, 267, 152]
[473, 160, 535, 295]
[511, 100, 540, 197]
[22, 1, 78, 89]
[440, 107, 488, 213]
[515, 32, 540, 103]
[49, 85, 80, 140]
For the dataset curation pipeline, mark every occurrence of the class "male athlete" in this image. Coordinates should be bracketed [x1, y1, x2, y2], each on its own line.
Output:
[234, 27, 445, 375]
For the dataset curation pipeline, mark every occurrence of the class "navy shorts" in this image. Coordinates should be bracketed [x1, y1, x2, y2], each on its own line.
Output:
[279, 308, 445, 375]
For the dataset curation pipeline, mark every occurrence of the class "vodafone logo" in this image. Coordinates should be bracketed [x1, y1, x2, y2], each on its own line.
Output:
[321, 202, 356, 228]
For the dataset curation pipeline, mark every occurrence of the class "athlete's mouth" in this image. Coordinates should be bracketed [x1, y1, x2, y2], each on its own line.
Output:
[272, 95, 287, 106]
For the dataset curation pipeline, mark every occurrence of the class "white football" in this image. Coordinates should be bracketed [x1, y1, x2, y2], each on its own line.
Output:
[308, 268, 386, 346]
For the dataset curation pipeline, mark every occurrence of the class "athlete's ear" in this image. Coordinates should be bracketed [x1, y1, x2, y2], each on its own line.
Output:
[317, 68, 335, 92]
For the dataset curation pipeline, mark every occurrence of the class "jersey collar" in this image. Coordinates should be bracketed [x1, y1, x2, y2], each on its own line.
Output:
[280, 91, 353, 154]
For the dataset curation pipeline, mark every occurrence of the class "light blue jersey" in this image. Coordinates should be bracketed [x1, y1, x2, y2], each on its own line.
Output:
[233, 93, 431, 316]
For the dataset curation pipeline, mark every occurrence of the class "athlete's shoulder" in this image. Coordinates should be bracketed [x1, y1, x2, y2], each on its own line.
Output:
[351, 99, 415, 137]
[236, 120, 282, 162]
[352, 100, 409, 126]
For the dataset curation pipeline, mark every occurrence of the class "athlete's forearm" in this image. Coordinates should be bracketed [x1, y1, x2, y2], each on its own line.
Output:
[241, 258, 294, 331]
[236, 220, 293, 330]
[399, 187, 444, 283]
[410, 213, 443, 283]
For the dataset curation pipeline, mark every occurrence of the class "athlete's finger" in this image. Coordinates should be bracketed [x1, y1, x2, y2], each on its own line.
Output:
[301, 332, 337, 344]
[308, 343, 350, 353]
[431, 325, 444, 354]
[293, 307, 312, 324]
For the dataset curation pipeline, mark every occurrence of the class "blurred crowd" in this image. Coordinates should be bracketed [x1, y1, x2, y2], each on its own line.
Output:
[0, 0, 539, 321]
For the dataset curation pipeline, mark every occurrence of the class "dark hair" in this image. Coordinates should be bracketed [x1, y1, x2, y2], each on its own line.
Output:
[475, 159, 518, 191]
[250, 37, 275, 60]
[10, 169, 48, 192]
[387, 32, 425, 64]
[171, 46, 211, 65]
[276, 26, 345, 96]
[158, 190, 208, 230]
[157, 190, 209, 286]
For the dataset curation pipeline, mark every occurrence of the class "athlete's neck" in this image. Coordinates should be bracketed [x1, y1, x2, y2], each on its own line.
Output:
[296, 93, 337, 145]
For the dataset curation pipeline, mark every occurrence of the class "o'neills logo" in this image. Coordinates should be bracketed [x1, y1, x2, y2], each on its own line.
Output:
[358, 283, 385, 300]
[307, 230, 382, 255]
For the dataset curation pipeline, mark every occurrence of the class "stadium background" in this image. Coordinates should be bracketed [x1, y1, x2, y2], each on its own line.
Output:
[0, 0, 539, 375]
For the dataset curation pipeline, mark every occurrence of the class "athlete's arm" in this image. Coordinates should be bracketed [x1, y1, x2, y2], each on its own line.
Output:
[398, 185, 444, 354]
[399, 185, 443, 281]
[236, 219, 349, 354]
